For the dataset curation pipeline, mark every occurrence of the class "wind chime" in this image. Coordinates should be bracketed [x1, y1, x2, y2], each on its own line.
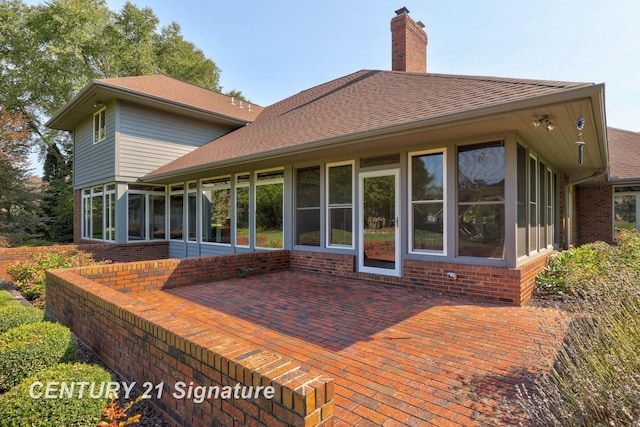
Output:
[575, 114, 586, 165]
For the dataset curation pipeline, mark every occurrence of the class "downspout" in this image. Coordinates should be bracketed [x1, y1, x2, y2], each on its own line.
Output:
[564, 170, 607, 249]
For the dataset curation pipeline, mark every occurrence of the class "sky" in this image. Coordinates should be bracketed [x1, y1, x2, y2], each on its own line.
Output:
[23, 0, 640, 172]
[97, 0, 638, 130]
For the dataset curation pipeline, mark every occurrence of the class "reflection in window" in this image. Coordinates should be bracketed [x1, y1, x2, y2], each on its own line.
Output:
[457, 142, 505, 258]
[128, 194, 146, 240]
[256, 170, 284, 248]
[202, 177, 231, 244]
[614, 194, 637, 231]
[516, 144, 527, 257]
[187, 182, 197, 242]
[236, 174, 250, 246]
[169, 185, 184, 240]
[93, 108, 106, 143]
[150, 195, 166, 240]
[327, 163, 353, 246]
[91, 189, 103, 240]
[529, 156, 538, 252]
[410, 151, 444, 253]
[296, 167, 321, 246]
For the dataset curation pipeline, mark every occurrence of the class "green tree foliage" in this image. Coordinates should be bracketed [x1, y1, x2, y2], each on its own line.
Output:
[0, 108, 45, 245]
[0, 0, 228, 242]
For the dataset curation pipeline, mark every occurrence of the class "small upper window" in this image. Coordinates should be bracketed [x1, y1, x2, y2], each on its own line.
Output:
[93, 108, 106, 144]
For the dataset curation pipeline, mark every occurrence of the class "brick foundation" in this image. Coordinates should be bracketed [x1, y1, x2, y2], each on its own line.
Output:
[0, 241, 169, 282]
[290, 250, 553, 306]
[46, 251, 333, 427]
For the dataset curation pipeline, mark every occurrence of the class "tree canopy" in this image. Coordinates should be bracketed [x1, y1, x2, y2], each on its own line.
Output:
[0, 0, 237, 243]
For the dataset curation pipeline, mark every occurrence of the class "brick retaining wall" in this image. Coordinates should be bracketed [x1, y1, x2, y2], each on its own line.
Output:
[45, 251, 332, 427]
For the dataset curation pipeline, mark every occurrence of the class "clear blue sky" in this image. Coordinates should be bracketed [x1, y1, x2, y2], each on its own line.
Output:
[99, 0, 638, 131]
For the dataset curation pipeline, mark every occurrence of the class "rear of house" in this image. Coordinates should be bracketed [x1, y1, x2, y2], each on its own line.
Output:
[47, 8, 638, 305]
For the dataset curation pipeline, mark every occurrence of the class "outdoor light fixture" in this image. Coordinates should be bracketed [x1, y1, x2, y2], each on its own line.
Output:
[575, 115, 586, 166]
[533, 115, 555, 131]
[93, 100, 103, 108]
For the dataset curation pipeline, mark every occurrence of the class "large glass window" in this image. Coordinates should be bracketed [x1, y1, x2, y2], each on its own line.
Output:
[529, 156, 538, 252]
[105, 184, 116, 241]
[127, 185, 166, 242]
[202, 177, 231, 244]
[327, 162, 353, 247]
[81, 184, 115, 242]
[296, 166, 321, 246]
[410, 150, 445, 253]
[150, 194, 166, 240]
[128, 193, 146, 240]
[236, 174, 250, 246]
[516, 144, 527, 257]
[255, 170, 284, 249]
[538, 162, 547, 248]
[91, 188, 103, 240]
[187, 182, 197, 242]
[614, 190, 638, 231]
[169, 185, 184, 240]
[457, 142, 505, 258]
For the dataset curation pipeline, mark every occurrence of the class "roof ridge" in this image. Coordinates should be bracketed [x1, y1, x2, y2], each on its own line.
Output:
[608, 126, 640, 135]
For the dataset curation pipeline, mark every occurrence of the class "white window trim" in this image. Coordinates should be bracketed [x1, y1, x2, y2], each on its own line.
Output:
[408, 148, 447, 256]
[325, 160, 355, 249]
[93, 107, 106, 144]
[201, 176, 232, 246]
[528, 154, 538, 255]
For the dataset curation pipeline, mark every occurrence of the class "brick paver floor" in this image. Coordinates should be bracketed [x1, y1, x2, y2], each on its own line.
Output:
[137, 271, 566, 426]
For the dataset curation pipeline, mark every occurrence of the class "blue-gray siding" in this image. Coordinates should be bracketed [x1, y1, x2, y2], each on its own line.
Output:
[74, 105, 116, 189]
[117, 102, 232, 181]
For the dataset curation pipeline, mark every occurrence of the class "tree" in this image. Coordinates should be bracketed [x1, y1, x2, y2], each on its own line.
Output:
[0, 0, 232, 242]
[0, 108, 45, 245]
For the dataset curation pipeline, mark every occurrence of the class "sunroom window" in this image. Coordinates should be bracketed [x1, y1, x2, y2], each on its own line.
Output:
[169, 185, 184, 240]
[326, 162, 353, 247]
[255, 169, 284, 249]
[296, 166, 321, 246]
[409, 150, 445, 254]
[81, 184, 115, 242]
[457, 142, 505, 258]
[235, 174, 250, 247]
[614, 186, 640, 233]
[202, 177, 231, 244]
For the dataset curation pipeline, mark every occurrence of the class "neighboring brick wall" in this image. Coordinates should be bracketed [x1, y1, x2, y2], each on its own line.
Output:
[575, 185, 613, 245]
[71, 251, 290, 293]
[290, 250, 552, 306]
[0, 241, 168, 282]
[45, 257, 333, 427]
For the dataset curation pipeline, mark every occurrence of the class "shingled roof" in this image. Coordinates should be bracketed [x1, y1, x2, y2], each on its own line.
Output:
[96, 75, 262, 122]
[145, 69, 593, 179]
[608, 127, 640, 181]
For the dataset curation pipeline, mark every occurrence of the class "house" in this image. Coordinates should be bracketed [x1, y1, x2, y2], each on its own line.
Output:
[46, 8, 638, 305]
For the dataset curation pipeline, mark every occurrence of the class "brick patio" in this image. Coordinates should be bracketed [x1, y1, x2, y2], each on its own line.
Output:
[136, 271, 566, 426]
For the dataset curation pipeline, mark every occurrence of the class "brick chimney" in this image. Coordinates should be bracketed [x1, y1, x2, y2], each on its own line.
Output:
[391, 7, 428, 73]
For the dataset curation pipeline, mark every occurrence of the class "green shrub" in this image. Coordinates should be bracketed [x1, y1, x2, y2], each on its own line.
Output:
[0, 305, 46, 333]
[536, 241, 613, 294]
[0, 363, 112, 426]
[0, 289, 18, 308]
[0, 321, 76, 391]
[5, 246, 102, 303]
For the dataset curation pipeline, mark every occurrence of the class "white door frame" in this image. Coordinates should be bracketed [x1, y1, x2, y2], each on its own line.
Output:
[358, 168, 401, 276]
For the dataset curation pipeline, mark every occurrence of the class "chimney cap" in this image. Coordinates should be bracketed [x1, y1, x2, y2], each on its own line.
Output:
[394, 7, 410, 16]
[416, 20, 425, 29]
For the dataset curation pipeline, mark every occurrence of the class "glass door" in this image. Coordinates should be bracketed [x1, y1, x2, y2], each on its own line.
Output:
[358, 169, 400, 276]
